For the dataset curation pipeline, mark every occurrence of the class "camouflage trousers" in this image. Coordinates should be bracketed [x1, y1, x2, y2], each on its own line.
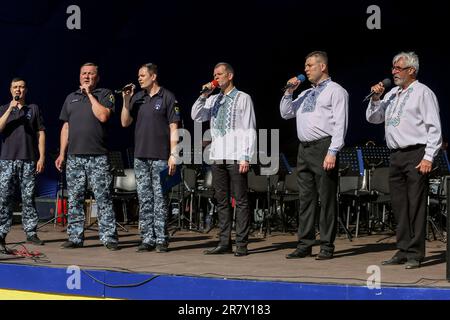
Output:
[66, 155, 118, 244]
[135, 158, 169, 246]
[0, 160, 39, 239]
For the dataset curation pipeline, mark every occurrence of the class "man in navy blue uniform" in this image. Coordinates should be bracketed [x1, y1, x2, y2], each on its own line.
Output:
[0, 78, 46, 252]
[121, 63, 180, 253]
[55, 63, 119, 251]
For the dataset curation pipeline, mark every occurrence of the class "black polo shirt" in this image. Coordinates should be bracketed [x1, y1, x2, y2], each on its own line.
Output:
[0, 103, 45, 161]
[60, 88, 115, 155]
[130, 87, 181, 160]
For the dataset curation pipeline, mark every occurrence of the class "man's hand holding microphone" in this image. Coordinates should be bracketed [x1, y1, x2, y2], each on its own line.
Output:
[200, 80, 219, 98]
[121, 83, 136, 109]
[284, 74, 306, 95]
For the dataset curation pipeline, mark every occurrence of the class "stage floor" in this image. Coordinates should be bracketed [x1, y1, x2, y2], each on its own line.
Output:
[1, 223, 448, 289]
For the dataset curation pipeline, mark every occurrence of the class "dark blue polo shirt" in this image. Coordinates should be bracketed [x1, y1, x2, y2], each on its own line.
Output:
[130, 87, 181, 160]
[0, 103, 45, 161]
[60, 88, 115, 155]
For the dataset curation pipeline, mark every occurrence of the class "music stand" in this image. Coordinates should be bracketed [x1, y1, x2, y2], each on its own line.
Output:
[274, 153, 295, 233]
[427, 149, 449, 241]
[249, 160, 279, 237]
[360, 144, 392, 234]
[360, 144, 391, 170]
[170, 165, 203, 236]
[432, 149, 450, 177]
[337, 147, 365, 241]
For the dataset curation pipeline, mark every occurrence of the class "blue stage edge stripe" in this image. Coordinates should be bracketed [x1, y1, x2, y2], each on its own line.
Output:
[1, 264, 450, 300]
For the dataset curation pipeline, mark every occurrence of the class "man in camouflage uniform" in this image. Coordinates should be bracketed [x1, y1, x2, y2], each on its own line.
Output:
[55, 63, 119, 251]
[121, 63, 180, 252]
[0, 78, 46, 252]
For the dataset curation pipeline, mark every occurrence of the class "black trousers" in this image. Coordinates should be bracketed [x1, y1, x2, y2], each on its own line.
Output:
[389, 145, 427, 261]
[296, 137, 338, 253]
[211, 163, 250, 247]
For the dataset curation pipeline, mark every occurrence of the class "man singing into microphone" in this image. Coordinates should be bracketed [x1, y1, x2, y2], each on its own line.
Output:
[192, 62, 256, 257]
[55, 62, 119, 251]
[0, 78, 46, 251]
[121, 63, 180, 253]
[280, 51, 349, 260]
[366, 52, 442, 269]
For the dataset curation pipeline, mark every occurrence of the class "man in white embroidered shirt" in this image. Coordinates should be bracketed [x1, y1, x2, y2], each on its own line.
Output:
[366, 51, 442, 269]
[192, 62, 256, 257]
[280, 51, 349, 261]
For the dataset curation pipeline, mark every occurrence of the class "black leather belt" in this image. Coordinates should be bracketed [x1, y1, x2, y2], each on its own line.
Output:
[300, 136, 331, 147]
[390, 144, 425, 153]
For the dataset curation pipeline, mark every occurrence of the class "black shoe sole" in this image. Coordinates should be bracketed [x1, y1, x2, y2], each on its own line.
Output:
[204, 250, 233, 255]
[286, 252, 312, 259]
[61, 243, 83, 249]
[315, 256, 333, 260]
[234, 253, 248, 257]
[382, 259, 407, 265]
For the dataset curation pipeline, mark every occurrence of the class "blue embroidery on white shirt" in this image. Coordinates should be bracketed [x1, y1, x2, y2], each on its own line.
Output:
[301, 78, 331, 114]
[386, 87, 413, 127]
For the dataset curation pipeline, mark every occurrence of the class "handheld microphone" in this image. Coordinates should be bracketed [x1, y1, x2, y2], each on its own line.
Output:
[363, 78, 392, 102]
[200, 80, 219, 94]
[115, 84, 136, 94]
[283, 74, 306, 91]
[10, 96, 20, 113]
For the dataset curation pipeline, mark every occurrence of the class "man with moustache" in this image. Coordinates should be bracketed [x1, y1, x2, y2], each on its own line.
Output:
[0, 78, 46, 251]
[367, 52, 442, 269]
[55, 63, 119, 251]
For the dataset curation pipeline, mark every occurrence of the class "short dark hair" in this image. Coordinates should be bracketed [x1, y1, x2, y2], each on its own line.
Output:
[214, 62, 234, 75]
[140, 63, 158, 76]
[305, 51, 329, 65]
[11, 77, 26, 86]
[81, 62, 99, 72]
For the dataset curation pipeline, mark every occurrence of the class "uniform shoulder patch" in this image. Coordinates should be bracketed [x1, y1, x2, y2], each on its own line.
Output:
[174, 101, 181, 116]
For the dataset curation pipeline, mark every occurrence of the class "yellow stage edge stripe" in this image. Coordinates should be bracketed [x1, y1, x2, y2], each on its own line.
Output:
[0, 289, 119, 300]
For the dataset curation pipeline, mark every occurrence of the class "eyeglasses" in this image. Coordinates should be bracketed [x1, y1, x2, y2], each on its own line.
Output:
[392, 66, 411, 72]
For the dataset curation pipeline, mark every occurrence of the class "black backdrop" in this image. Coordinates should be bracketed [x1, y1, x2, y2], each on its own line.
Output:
[0, 0, 448, 195]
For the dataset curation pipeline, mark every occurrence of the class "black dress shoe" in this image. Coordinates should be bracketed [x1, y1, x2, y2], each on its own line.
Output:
[27, 235, 45, 246]
[315, 250, 333, 260]
[156, 244, 169, 253]
[405, 259, 421, 269]
[204, 245, 232, 255]
[382, 256, 407, 265]
[105, 242, 120, 251]
[60, 240, 83, 249]
[136, 243, 155, 252]
[234, 246, 248, 257]
[286, 248, 312, 259]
